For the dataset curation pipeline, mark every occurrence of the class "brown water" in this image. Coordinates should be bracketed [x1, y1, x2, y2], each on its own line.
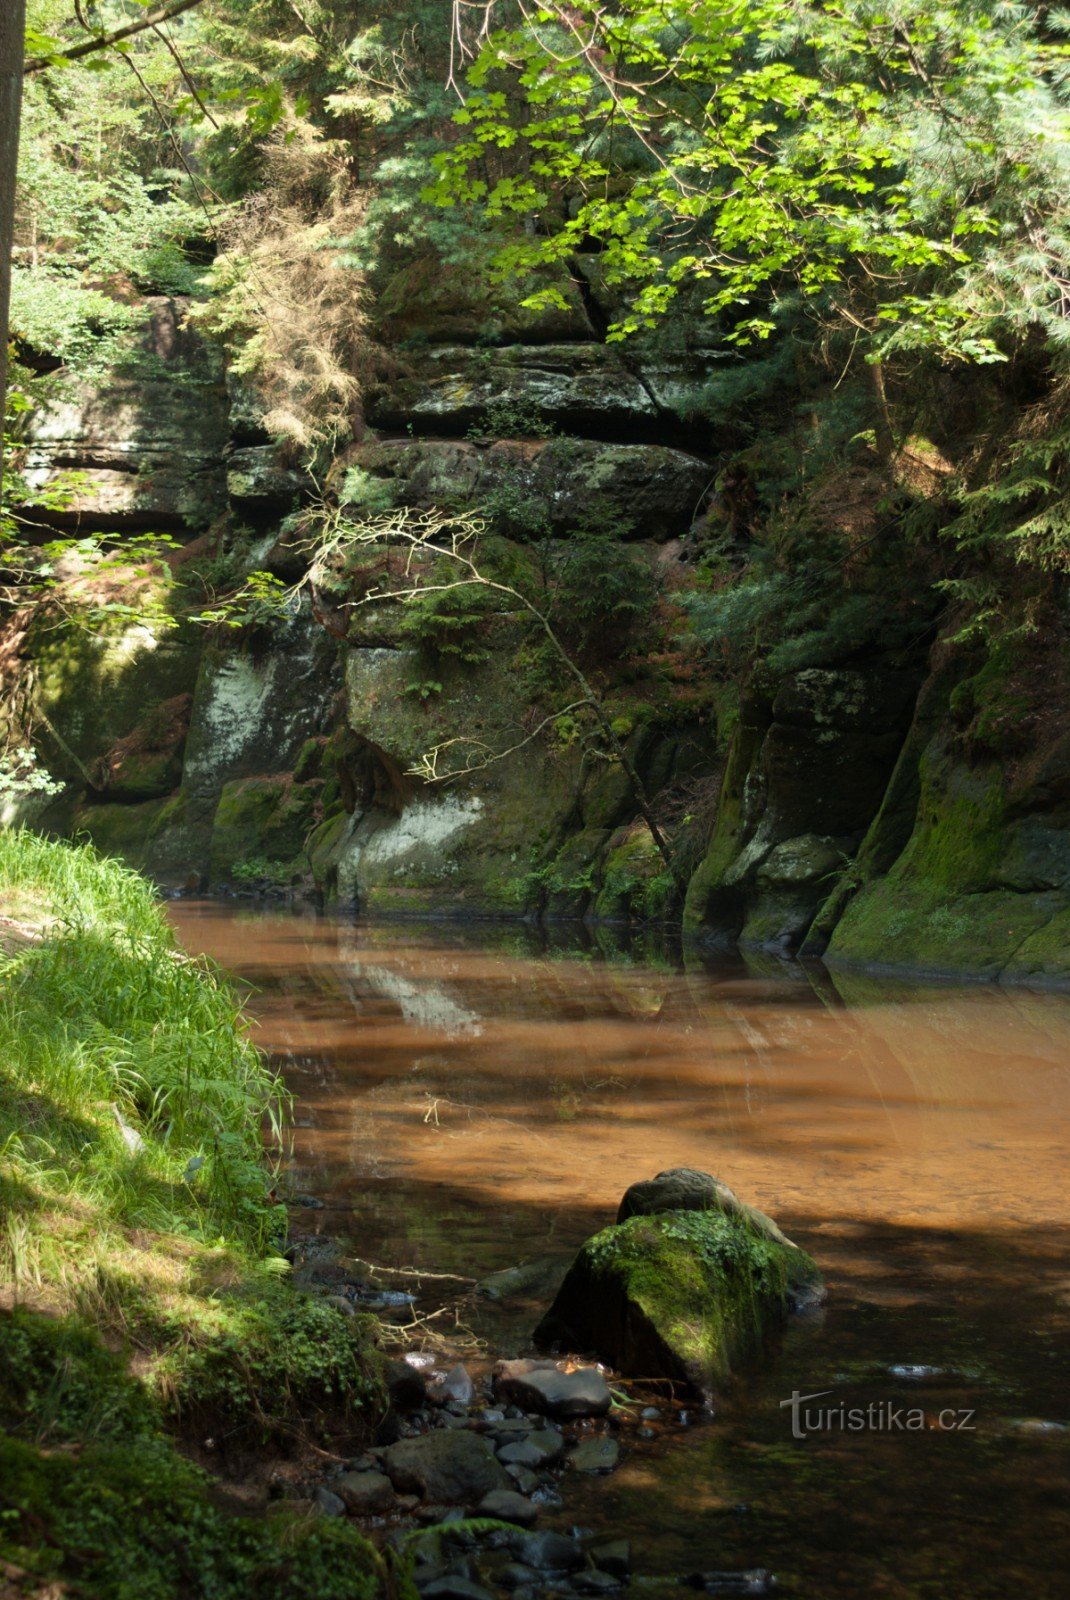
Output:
[169, 902, 1070, 1599]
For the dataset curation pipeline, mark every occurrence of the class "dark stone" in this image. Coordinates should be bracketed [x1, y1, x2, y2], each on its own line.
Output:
[493, 1359, 612, 1418]
[334, 1469, 396, 1516]
[573, 1574, 623, 1595]
[382, 1430, 509, 1504]
[517, 1531, 584, 1573]
[499, 1565, 541, 1589]
[505, 1465, 540, 1495]
[477, 1490, 539, 1527]
[312, 1486, 345, 1517]
[386, 1358, 428, 1411]
[591, 1540, 631, 1577]
[497, 1430, 565, 1469]
[419, 1581, 496, 1600]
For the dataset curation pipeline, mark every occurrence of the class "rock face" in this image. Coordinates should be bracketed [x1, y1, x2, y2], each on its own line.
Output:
[381, 1430, 509, 1504]
[344, 436, 710, 541]
[535, 1175, 822, 1391]
[15, 298, 227, 532]
[366, 345, 710, 444]
[684, 665, 921, 952]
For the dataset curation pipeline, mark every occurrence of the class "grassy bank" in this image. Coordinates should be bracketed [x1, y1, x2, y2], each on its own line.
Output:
[0, 832, 389, 1599]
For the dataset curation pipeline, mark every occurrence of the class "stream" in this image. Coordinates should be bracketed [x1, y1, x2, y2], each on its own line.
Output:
[169, 901, 1070, 1600]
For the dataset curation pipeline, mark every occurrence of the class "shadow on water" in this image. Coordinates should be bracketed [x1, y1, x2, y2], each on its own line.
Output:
[168, 901, 1070, 1599]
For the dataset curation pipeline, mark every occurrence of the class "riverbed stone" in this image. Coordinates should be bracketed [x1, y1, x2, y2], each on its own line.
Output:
[382, 1429, 509, 1503]
[535, 1203, 823, 1392]
[477, 1489, 539, 1527]
[590, 1540, 631, 1577]
[433, 1363, 476, 1407]
[573, 1573, 624, 1595]
[497, 1429, 565, 1469]
[492, 1359, 612, 1418]
[334, 1469, 396, 1516]
[569, 1437, 620, 1473]
[517, 1531, 584, 1573]
[419, 1580, 495, 1600]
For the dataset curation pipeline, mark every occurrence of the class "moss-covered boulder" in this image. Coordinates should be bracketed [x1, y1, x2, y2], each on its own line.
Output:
[534, 1181, 822, 1392]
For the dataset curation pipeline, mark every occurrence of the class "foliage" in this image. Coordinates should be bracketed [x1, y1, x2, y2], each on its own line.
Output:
[432, 1, 1070, 369]
[0, 830, 288, 1256]
[161, 1291, 382, 1436]
[541, 530, 660, 658]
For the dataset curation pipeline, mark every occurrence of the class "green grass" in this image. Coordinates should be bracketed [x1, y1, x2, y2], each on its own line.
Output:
[0, 831, 388, 1598]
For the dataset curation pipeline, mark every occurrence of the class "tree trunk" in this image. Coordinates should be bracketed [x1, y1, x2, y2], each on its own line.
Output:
[0, 0, 26, 511]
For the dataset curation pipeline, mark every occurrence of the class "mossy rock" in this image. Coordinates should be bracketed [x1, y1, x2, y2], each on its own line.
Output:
[534, 1209, 821, 1392]
[209, 776, 319, 885]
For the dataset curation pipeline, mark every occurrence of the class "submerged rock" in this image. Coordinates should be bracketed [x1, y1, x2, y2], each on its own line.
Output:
[492, 1358, 612, 1418]
[569, 1437, 620, 1474]
[382, 1429, 509, 1504]
[535, 1177, 823, 1391]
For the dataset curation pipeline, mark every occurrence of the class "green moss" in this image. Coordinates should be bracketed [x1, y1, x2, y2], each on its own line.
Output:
[571, 1211, 816, 1389]
[209, 776, 319, 884]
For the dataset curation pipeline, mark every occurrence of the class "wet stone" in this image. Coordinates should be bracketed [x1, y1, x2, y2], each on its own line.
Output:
[499, 1565, 541, 1589]
[505, 1465, 540, 1496]
[518, 1531, 584, 1572]
[570, 1437, 620, 1474]
[573, 1574, 623, 1595]
[494, 1359, 612, 1419]
[477, 1489, 539, 1527]
[419, 1581, 495, 1600]
[382, 1430, 509, 1503]
[497, 1429, 565, 1469]
[433, 1363, 477, 1407]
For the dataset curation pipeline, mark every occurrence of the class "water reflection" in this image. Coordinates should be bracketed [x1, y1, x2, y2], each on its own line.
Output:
[169, 902, 1070, 1598]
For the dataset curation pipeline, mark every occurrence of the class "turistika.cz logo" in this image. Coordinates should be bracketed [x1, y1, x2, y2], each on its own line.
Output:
[781, 1389, 976, 1440]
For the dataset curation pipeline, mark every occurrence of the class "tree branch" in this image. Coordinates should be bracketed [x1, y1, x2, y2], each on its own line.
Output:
[25, 0, 205, 75]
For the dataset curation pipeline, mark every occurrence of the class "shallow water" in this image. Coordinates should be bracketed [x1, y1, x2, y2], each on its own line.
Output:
[169, 902, 1070, 1598]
